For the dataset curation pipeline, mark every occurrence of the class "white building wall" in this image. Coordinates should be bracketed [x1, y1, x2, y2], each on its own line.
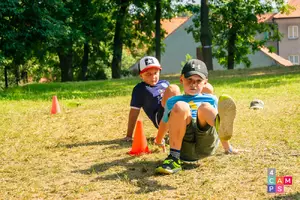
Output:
[213, 51, 278, 70]
[161, 17, 280, 75]
[275, 18, 300, 61]
[160, 18, 199, 74]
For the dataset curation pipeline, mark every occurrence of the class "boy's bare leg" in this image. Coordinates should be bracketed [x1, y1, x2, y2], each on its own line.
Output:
[154, 84, 181, 146]
[197, 102, 218, 127]
[219, 141, 237, 154]
[161, 84, 181, 107]
[168, 102, 192, 150]
[155, 101, 191, 174]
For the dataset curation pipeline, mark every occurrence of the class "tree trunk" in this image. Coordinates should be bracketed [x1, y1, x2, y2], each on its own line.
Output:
[111, 0, 129, 79]
[80, 0, 91, 81]
[155, 0, 161, 62]
[4, 66, 8, 88]
[81, 42, 89, 81]
[58, 50, 73, 82]
[227, 29, 236, 70]
[13, 63, 20, 86]
[21, 70, 28, 83]
[200, 0, 213, 71]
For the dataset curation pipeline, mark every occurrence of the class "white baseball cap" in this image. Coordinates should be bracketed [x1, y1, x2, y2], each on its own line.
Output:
[138, 56, 162, 74]
[250, 99, 264, 109]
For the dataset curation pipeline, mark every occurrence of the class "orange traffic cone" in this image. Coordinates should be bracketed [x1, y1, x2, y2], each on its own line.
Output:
[51, 96, 61, 114]
[129, 120, 151, 155]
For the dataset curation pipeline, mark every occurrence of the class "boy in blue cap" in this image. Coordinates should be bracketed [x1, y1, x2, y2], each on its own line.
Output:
[154, 59, 238, 174]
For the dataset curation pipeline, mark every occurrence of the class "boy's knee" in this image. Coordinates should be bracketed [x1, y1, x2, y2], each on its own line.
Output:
[197, 102, 214, 116]
[172, 101, 190, 114]
[166, 84, 181, 95]
[199, 102, 212, 110]
[162, 84, 181, 107]
[202, 82, 214, 94]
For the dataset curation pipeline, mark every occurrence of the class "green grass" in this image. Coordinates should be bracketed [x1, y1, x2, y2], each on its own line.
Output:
[0, 66, 299, 199]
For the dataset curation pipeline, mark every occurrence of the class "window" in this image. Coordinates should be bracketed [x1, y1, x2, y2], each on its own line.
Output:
[288, 26, 298, 39]
[288, 55, 299, 64]
[264, 32, 269, 40]
[264, 31, 272, 40]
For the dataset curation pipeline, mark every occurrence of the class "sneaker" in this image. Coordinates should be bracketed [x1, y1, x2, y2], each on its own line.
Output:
[224, 145, 239, 154]
[180, 157, 199, 164]
[217, 95, 236, 141]
[156, 155, 182, 174]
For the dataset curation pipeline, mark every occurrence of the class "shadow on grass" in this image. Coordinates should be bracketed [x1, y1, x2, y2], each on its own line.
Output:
[72, 157, 176, 194]
[57, 138, 132, 150]
[269, 192, 300, 200]
[68, 138, 209, 193]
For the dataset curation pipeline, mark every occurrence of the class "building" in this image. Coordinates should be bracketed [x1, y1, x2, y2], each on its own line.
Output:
[274, 0, 300, 65]
[131, 1, 299, 75]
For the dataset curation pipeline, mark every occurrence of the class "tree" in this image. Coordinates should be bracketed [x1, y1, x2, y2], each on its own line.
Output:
[111, 0, 131, 79]
[79, 0, 92, 81]
[155, 0, 162, 62]
[0, 0, 68, 85]
[188, 0, 287, 69]
[200, 0, 213, 70]
[154, 0, 176, 62]
[0, 0, 189, 83]
[76, 0, 114, 81]
[210, 0, 287, 69]
[111, 0, 181, 78]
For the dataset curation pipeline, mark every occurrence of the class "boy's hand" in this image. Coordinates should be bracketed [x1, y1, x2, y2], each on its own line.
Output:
[154, 138, 166, 152]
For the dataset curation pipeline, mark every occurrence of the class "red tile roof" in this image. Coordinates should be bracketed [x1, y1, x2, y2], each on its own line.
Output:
[260, 46, 293, 66]
[257, 13, 277, 23]
[258, 0, 300, 21]
[289, 0, 300, 6]
[274, 0, 300, 18]
[161, 17, 190, 38]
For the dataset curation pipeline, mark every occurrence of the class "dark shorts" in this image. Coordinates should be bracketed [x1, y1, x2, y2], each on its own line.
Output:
[180, 118, 219, 161]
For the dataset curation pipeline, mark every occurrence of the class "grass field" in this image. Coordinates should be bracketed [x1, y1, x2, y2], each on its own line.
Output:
[0, 66, 299, 200]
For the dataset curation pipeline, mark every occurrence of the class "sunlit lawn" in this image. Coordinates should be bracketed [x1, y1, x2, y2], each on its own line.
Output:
[0, 66, 299, 199]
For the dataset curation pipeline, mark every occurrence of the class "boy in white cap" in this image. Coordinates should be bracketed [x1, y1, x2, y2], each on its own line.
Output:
[154, 59, 238, 174]
[124, 56, 214, 141]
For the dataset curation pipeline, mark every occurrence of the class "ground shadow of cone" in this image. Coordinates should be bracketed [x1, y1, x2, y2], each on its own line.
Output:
[129, 120, 151, 155]
[51, 96, 61, 114]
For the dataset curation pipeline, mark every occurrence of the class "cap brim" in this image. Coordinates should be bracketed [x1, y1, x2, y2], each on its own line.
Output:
[140, 66, 162, 74]
[250, 105, 263, 109]
[184, 71, 206, 79]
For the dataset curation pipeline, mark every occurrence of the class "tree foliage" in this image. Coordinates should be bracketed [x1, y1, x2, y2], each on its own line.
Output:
[0, 0, 191, 87]
[188, 0, 288, 69]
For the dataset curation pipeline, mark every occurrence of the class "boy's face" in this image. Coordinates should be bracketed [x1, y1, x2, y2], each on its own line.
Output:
[180, 74, 207, 95]
[139, 68, 160, 86]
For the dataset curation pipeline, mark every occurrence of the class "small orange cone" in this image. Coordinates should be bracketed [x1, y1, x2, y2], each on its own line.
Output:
[129, 120, 151, 155]
[51, 96, 61, 114]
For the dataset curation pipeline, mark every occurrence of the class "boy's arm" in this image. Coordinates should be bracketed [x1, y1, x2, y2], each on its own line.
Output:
[155, 120, 168, 143]
[126, 108, 141, 138]
[154, 120, 168, 152]
[154, 100, 171, 151]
